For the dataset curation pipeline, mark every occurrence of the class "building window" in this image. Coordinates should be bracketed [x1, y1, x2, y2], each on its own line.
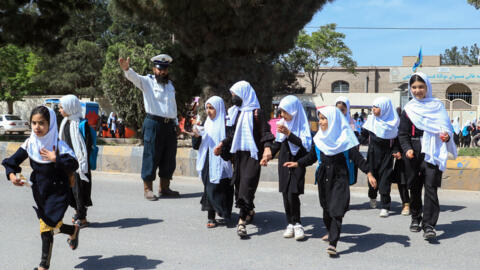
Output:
[446, 83, 472, 104]
[332, 81, 349, 93]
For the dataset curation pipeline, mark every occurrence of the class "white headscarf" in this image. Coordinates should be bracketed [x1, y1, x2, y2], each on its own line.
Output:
[108, 112, 116, 131]
[196, 96, 233, 183]
[59, 95, 89, 181]
[22, 106, 75, 164]
[313, 106, 359, 156]
[362, 97, 399, 139]
[226, 106, 239, 127]
[404, 72, 457, 171]
[335, 96, 355, 130]
[229, 81, 261, 159]
[275, 95, 312, 156]
[452, 116, 460, 135]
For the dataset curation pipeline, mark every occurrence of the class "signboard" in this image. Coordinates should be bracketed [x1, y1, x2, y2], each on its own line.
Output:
[390, 67, 480, 83]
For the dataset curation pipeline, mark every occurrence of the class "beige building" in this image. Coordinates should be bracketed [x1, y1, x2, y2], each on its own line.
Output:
[296, 55, 480, 121]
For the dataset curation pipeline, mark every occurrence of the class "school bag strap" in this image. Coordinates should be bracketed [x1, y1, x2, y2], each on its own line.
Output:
[79, 119, 99, 170]
[313, 145, 355, 186]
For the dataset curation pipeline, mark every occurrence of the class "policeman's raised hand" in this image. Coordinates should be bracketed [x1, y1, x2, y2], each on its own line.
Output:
[118, 57, 130, 71]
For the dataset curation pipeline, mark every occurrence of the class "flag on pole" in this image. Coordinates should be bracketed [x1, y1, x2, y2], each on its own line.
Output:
[412, 47, 423, 72]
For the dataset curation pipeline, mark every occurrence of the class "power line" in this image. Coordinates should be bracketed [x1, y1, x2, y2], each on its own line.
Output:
[305, 26, 480, 30]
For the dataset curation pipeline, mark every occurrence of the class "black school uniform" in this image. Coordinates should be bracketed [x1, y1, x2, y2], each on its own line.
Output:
[358, 128, 400, 210]
[392, 149, 410, 205]
[192, 136, 234, 220]
[270, 133, 308, 225]
[297, 144, 370, 247]
[398, 110, 444, 229]
[63, 121, 93, 220]
[2, 146, 79, 269]
[3, 147, 79, 227]
[221, 109, 274, 220]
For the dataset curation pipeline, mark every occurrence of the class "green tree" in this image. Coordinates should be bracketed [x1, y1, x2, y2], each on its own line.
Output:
[111, 0, 333, 115]
[271, 57, 305, 95]
[441, 44, 480, 65]
[33, 0, 112, 99]
[35, 40, 104, 99]
[467, 0, 480, 9]
[0, 44, 41, 114]
[0, 0, 94, 53]
[288, 25, 356, 94]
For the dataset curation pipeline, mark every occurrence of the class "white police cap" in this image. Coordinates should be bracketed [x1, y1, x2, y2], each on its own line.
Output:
[151, 54, 173, 69]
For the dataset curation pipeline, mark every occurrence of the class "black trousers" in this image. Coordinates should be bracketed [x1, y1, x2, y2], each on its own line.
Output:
[398, 183, 410, 205]
[71, 173, 92, 220]
[282, 192, 301, 225]
[40, 224, 75, 269]
[368, 182, 391, 210]
[323, 211, 343, 247]
[233, 151, 261, 221]
[141, 116, 177, 181]
[409, 161, 442, 229]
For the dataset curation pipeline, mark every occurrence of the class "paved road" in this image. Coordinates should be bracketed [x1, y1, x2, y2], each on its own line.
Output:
[1, 170, 479, 270]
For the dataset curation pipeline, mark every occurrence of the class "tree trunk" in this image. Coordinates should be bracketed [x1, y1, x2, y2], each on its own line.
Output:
[197, 55, 274, 119]
[7, 101, 14, 114]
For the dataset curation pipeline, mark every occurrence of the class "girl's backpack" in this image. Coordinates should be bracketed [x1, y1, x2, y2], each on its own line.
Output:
[79, 119, 99, 170]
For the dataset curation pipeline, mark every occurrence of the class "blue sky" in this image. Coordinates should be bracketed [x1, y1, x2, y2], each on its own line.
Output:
[305, 0, 480, 66]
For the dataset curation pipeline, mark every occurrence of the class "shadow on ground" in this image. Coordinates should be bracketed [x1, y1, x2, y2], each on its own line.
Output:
[435, 219, 480, 241]
[339, 233, 411, 255]
[159, 192, 203, 199]
[89, 218, 163, 229]
[74, 255, 163, 270]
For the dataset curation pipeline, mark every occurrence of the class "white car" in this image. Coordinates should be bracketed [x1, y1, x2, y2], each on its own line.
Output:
[0, 114, 30, 135]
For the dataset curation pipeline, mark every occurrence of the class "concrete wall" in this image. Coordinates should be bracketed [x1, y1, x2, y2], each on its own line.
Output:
[1, 142, 479, 191]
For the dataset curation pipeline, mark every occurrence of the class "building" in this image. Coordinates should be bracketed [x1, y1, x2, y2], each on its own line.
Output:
[295, 55, 480, 121]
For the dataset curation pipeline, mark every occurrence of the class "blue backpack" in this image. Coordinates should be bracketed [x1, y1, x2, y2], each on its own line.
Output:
[314, 145, 356, 186]
[79, 119, 99, 170]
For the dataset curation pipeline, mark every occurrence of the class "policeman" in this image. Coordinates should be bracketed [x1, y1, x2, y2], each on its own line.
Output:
[118, 54, 180, 200]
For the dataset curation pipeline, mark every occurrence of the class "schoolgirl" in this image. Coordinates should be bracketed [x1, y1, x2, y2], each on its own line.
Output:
[59, 95, 93, 228]
[192, 96, 234, 228]
[398, 72, 457, 239]
[213, 80, 275, 238]
[358, 97, 400, 216]
[284, 106, 376, 255]
[268, 95, 312, 240]
[2, 106, 80, 270]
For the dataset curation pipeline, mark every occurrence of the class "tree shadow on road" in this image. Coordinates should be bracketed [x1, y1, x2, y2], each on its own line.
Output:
[434, 219, 480, 241]
[74, 255, 162, 270]
[339, 233, 410, 255]
[89, 218, 163, 229]
[440, 204, 466, 212]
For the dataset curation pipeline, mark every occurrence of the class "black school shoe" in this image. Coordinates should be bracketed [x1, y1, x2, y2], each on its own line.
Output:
[423, 226, 436, 240]
[410, 220, 422, 232]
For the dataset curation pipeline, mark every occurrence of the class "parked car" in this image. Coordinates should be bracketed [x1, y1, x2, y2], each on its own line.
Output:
[0, 114, 30, 135]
